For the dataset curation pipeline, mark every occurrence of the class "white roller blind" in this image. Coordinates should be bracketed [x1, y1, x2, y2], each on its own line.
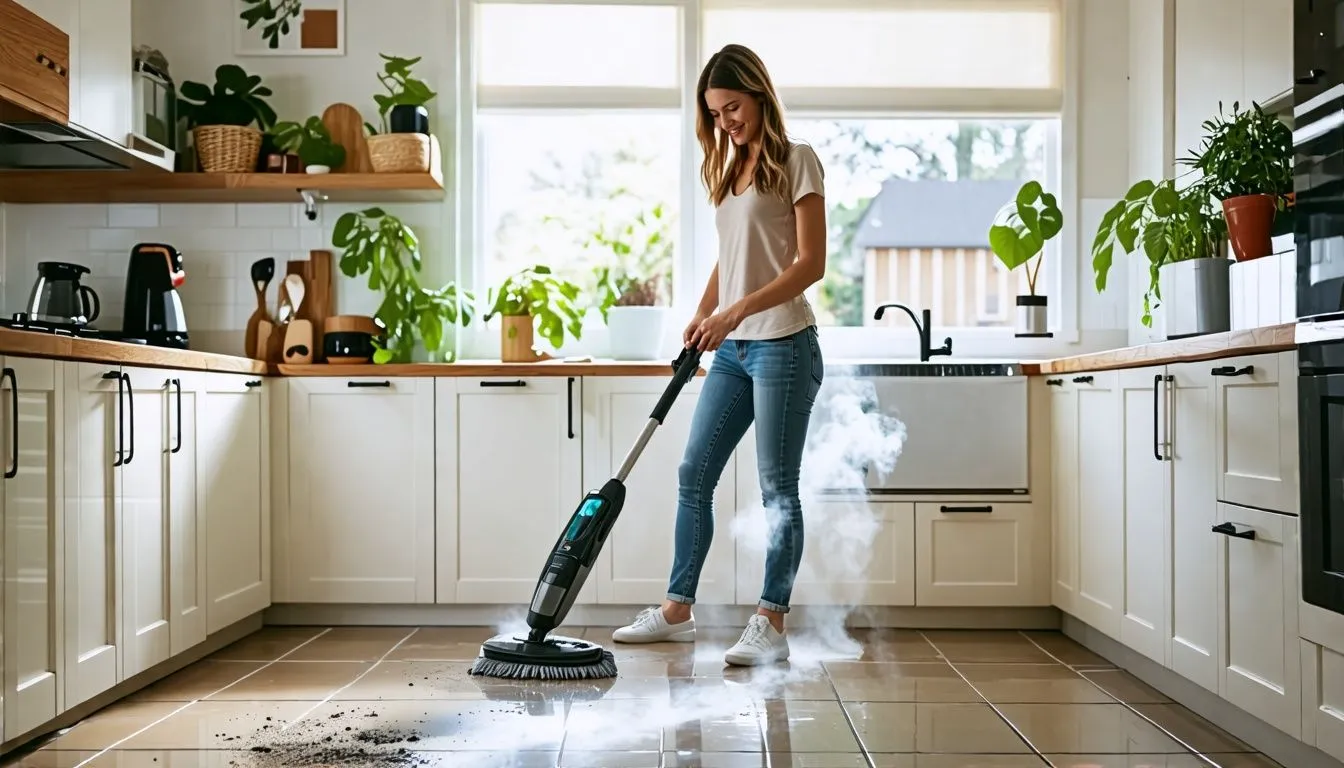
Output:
[701, 0, 1064, 113]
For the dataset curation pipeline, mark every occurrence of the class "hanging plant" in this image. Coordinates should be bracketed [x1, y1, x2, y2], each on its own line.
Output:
[239, 0, 304, 50]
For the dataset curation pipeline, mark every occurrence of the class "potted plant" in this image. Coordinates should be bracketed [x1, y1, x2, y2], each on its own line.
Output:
[271, 116, 346, 174]
[364, 53, 437, 173]
[330, 207, 475, 364]
[176, 64, 278, 173]
[590, 203, 675, 359]
[484, 265, 585, 363]
[988, 180, 1063, 338]
[1093, 177, 1229, 336]
[1178, 100, 1292, 262]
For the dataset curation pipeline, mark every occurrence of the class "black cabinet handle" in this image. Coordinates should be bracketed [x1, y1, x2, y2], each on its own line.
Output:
[111, 370, 124, 467]
[245, 380, 262, 388]
[1153, 374, 1164, 461]
[1298, 68, 1326, 85]
[480, 380, 526, 388]
[1045, 378, 1063, 386]
[347, 380, 391, 388]
[1072, 375, 1093, 384]
[121, 373, 134, 465]
[939, 505, 992, 513]
[1211, 365, 1253, 377]
[170, 378, 182, 454]
[567, 377, 575, 439]
[1211, 522, 1256, 540]
[2, 368, 15, 479]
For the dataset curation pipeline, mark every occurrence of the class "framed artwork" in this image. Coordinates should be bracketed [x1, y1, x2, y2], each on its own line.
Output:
[235, 0, 346, 57]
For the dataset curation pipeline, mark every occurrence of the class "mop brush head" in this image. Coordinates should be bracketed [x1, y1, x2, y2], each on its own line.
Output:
[467, 633, 618, 680]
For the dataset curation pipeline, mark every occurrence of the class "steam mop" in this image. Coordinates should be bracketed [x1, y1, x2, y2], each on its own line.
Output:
[468, 346, 705, 680]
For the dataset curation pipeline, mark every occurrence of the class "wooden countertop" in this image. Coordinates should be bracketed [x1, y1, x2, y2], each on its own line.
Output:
[0, 329, 269, 375]
[1026, 323, 1297, 375]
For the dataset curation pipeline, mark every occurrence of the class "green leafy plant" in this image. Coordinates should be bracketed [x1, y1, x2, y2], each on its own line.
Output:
[365, 54, 437, 135]
[1179, 101, 1293, 203]
[238, 0, 303, 49]
[987, 180, 1063, 296]
[484, 265, 585, 351]
[177, 64, 278, 130]
[331, 207, 475, 364]
[271, 116, 346, 168]
[588, 203, 675, 317]
[1092, 177, 1226, 326]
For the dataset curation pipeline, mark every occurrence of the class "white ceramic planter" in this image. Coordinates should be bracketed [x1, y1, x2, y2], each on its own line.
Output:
[607, 305, 668, 360]
[1014, 294, 1050, 337]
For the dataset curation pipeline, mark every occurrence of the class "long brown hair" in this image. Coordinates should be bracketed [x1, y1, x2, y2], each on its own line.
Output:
[696, 44, 792, 206]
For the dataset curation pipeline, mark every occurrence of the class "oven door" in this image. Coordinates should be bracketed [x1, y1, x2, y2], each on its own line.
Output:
[1297, 340, 1344, 615]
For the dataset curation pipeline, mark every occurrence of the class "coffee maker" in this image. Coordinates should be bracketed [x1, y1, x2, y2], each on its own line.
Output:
[122, 243, 188, 348]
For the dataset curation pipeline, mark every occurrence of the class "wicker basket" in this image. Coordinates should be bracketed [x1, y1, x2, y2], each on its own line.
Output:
[193, 125, 262, 173]
[367, 133, 431, 173]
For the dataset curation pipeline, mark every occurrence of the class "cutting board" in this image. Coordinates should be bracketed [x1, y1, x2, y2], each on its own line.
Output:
[321, 102, 372, 173]
[306, 250, 334, 360]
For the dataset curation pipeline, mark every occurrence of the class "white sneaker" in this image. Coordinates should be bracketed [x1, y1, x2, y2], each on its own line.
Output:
[611, 606, 696, 644]
[724, 614, 790, 666]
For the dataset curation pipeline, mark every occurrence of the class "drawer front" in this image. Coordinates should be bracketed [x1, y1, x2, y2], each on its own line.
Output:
[0, 0, 70, 121]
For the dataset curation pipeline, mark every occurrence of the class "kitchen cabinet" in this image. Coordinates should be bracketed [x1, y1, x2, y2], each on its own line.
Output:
[437, 376, 587, 604]
[1048, 375, 1079, 613]
[167, 373, 204, 653]
[1213, 352, 1298, 516]
[2, 356, 64, 741]
[284, 377, 434, 604]
[119, 365, 171, 680]
[1116, 367, 1169, 666]
[913, 501, 1043, 607]
[1301, 638, 1344, 763]
[580, 377, 737, 605]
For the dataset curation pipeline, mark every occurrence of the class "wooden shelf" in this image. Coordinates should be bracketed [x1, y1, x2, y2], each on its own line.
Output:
[0, 170, 445, 204]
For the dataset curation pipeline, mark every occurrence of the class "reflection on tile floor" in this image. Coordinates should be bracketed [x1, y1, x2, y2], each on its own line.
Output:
[1, 626, 1286, 768]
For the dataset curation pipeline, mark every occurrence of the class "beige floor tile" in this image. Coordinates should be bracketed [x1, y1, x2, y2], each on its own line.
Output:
[207, 627, 327, 662]
[757, 700, 864, 752]
[1080, 670, 1173, 704]
[559, 751, 664, 767]
[385, 626, 500, 660]
[0, 751, 100, 768]
[955, 663, 1116, 704]
[825, 661, 981, 703]
[126, 661, 267, 701]
[845, 702, 1033, 753]
[332, 660, 499, 700]
[564, 699, 666, 752]
[719, 665, 837, 700]
[1130, 704, 1258, 754]
[205, 660, 372, 700]
[1198, 755, 1287, 768]
[920, 631, 1056, 664]
[1020, 631, 1115, 667]
[277, 626, 416, 661]
[1044, 757, 1282, 768]
[870, 757, 1049, 768]
[851, 629, 947, 662]
[38, 701, 190, 751]
[996, 703, 1188, 754]
[662, 705, 766, 753]
[106, 700, 317, 751]
[301, 699, 569, 752]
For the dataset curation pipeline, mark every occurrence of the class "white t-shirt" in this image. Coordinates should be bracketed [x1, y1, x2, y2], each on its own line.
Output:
[715, 140, 824, 341]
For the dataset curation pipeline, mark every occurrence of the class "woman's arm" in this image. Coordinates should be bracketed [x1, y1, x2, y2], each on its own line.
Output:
[728, 193, 827, 319]
[696, 262, 720, 318]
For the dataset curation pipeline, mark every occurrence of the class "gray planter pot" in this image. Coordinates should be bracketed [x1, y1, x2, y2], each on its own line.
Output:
[1158, 256, 1231, 339]
[1014, 294, 1051, 338]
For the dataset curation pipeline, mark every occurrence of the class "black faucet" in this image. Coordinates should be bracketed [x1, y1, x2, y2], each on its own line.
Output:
[873, 303, 952, 362]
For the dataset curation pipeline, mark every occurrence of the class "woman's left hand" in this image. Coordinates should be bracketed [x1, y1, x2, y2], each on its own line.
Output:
[690, 305, 745, 351]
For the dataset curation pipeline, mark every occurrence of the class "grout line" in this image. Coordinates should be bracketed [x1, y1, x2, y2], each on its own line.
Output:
[1015, 631, 1222, 767]
[69, 626, 336, 768]
[280, 627, 422, 732]
[917, 630, 1052, 766]
[820, 659, 875, 768]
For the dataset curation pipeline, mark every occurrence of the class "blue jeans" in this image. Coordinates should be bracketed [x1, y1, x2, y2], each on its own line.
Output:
[666, 325, 824, 613]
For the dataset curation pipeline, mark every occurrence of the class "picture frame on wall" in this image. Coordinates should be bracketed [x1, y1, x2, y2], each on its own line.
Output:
[235, 0, 346, 57]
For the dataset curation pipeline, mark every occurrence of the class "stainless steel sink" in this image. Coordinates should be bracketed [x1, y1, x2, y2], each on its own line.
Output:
[823, 361, 1023, 377]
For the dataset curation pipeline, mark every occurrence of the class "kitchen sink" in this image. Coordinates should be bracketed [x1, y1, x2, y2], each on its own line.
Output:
[823, 361, 1023, 377]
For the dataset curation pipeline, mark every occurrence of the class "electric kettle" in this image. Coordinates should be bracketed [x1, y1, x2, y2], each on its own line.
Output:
[24, 261, 100, 326]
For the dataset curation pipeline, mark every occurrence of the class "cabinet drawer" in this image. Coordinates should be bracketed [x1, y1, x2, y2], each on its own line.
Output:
[914, 501, 1044, 607]
[1214, 351, 1298, 515]
[0, 0, 70, 122]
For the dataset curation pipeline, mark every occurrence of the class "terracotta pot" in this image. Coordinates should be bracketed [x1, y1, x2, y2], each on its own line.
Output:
[1222, 193, 1277, 262]
[500, 314, 541, 362]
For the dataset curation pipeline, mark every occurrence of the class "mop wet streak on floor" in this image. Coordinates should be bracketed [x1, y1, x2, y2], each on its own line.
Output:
[1, 626, 1285, 768]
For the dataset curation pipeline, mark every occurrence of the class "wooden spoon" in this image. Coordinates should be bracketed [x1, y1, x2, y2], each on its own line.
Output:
[282, 275, 313, 364]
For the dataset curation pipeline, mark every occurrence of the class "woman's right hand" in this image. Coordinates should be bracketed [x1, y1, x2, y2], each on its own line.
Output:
[683, 312, 708, 347]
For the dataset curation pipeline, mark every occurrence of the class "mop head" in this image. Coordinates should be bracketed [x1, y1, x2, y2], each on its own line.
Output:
[467, 633, 618, 680]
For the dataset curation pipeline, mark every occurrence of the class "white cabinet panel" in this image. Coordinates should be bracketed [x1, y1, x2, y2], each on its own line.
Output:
[73, 0, 131, 144]
[1047, 377, 1079, 613]
[167, 373, 204, 654]
[1074, 374, 1125, 637]
[1214, 352, 1298, 515]
[914, 502, 1041, 606]
[119, 367, 170, 680]
[1302, 639, 1344, 763]
[1117, 367, 1170, 665]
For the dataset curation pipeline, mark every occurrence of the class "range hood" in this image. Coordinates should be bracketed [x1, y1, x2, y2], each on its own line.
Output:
[0, 119, 138, 171]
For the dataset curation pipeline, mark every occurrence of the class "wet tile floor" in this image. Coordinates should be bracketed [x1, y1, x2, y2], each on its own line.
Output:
[1, 626, 1285, 768]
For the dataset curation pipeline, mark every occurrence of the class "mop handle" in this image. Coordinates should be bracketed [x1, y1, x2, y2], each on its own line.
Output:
[651, 346, 703, 424]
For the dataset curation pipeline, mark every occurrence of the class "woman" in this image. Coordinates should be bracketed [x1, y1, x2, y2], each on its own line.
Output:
[612, 43, 827, 666]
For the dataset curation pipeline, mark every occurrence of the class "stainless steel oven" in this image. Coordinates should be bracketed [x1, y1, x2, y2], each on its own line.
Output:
[1298, 340, 1344, 616]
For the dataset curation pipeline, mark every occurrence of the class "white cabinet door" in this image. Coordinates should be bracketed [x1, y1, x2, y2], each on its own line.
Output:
[3, 356, 64, 738]
[1301, 639, 1344, 763]
[166, 372, 204, 654]
[1214, 352, 1298, 515]
[1167, 362, 1220, 694]
[1215, 502, 1301, 739]
[1046, 376, 1080, 614]
[200, 374, 269, 632]
[287, 378, 434, 603]
[580, 376, 737, 605]
[440, 377, 586, 604]
[72, 0, 131, 145]
[118, 366, 170, 680]
[914, 502, 1040, 606]
[60, 363, 119, 709]
[1117, 367, 1170, 665]
[1073, 373, 1125, 638]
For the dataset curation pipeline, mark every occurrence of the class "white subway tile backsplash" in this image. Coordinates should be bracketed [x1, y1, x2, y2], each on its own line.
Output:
[108, 204, 160, 229]
[236, 204, 296, 228]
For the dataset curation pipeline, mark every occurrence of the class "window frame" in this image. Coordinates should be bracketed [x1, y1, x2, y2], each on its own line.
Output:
[455, 0, 1083, 360]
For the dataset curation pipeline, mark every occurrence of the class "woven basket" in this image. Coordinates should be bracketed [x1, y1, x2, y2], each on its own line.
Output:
[194, 125, 262, 173]
[368, 133, 431, 173]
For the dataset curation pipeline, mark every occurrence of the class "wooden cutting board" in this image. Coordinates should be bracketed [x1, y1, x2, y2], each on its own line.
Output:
[321, 102, 372, 173]
[305, 250, 334, 360]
